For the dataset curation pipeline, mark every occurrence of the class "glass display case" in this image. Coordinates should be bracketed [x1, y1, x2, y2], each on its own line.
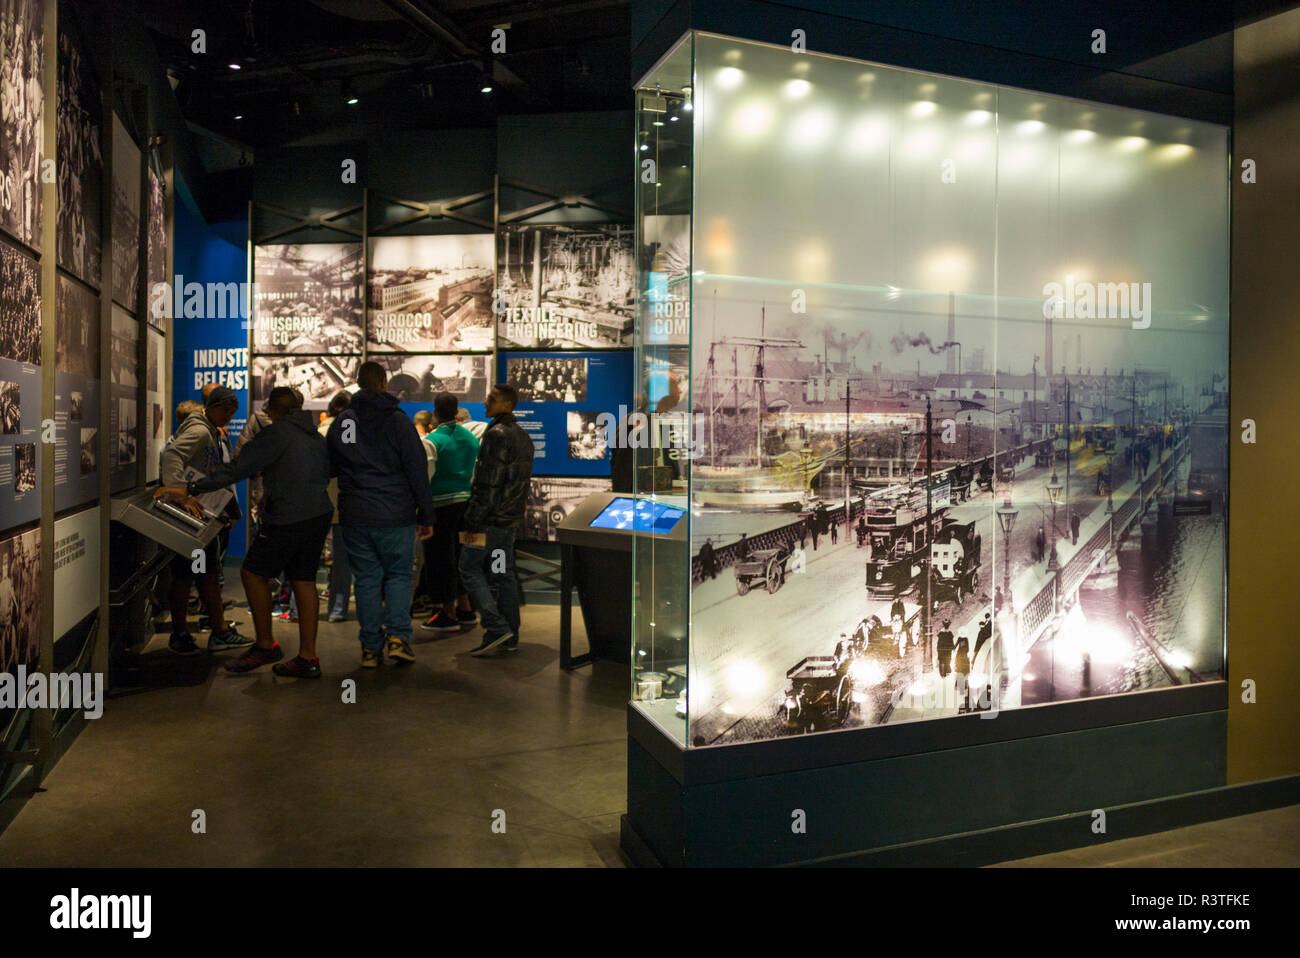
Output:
[632, 32, 1229, 750]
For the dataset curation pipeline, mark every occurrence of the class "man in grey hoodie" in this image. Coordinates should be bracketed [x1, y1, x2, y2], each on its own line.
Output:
[158, 386, 248, 656]
[157, 387, 333, 678]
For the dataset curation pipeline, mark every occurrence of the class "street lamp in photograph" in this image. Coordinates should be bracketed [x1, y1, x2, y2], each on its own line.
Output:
[995, 494, 1020, 684]
[1046, 470, 1063, 574]
[996, 496, 1018, 603]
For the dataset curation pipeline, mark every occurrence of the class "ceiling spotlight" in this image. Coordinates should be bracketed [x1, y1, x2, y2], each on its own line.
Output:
[234, 114, 243, 120]
[481, 84, 493, 94]
[669, 115, 679, 121]
[639, 143, 648, 150]
[347, 97, 359, 105]
[228, 63, 241, 71]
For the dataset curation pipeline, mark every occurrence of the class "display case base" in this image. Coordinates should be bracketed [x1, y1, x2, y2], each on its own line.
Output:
[624, 693, 1258, 867]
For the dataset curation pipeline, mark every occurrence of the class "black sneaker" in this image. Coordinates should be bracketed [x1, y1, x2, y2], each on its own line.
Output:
[456, 610, 478, 629]
[168, 632, 201, 656]
[225, 643, 285, 673]
[469, 632, 512, 657]
[420, 610, 461, 633]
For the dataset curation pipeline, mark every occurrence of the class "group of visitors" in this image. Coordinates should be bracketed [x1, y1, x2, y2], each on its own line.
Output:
[155, 361, 535, 677]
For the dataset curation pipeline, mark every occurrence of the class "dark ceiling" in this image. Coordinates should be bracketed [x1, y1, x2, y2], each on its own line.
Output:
[141, 0, 631, 165]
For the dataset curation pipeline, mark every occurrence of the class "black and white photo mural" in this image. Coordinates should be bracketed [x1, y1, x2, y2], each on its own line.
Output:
[0, 0, 43, 251]
[146, 166, 166, 331]
[110, 114, 141, 311]
[251, 354, 361, 412]
[0, 243, 40, 531]
[253, 244, 364, 353]
[496, 224, 634, 349]
[108, 305, 139, 492]
[367, 234, 494, 352]
[370, 353, 490, 404]
[55, 274, 100, 510]
[635, 36, 1232, 747]
[57, 15, 102, 288]
[0, 525, 40, 677]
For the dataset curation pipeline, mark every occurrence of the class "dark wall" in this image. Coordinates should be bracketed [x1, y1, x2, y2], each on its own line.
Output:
[631, 0, 1237, 122]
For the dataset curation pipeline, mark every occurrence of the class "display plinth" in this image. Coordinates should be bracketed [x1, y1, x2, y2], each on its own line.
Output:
[624, 685, 1228, 867]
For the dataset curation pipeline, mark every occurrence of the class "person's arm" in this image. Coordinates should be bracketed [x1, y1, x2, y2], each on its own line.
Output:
[234, 412, 263, 455]
[462, 428, 503, 532]
[324, 415, 343, 477]
[187, 424, 285, 493]
[159, 422, 204, 487]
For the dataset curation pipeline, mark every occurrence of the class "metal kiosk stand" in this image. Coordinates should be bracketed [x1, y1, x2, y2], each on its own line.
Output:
[555, 492, 689, 670]
[108, 488, 227, 688]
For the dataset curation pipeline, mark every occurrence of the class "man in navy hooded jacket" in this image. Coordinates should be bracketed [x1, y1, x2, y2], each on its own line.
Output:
[327, 362, 435, 667]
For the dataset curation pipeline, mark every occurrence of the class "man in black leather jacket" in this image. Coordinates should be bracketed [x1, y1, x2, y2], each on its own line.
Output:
[460, 383, 534, 656]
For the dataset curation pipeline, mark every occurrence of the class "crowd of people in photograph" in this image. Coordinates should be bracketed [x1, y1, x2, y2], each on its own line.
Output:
[154, 361, 534, 676]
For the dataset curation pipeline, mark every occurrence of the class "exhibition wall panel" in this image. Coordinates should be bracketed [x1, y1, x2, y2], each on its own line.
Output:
[500, 350, 632, 477]
[109, 114, 140, 313]
[171, 178, 248, 554]
[0, 243, 42, 532]
[53, 273, 99, 511]
[55, 12, 101, 290]
[367, 234, 494, 353]
[0, 0, 44, 252]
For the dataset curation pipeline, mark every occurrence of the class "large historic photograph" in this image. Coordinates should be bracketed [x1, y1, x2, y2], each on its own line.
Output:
[252, 243, 364, 353]
[110, 114, 141, 310]
[57, 16, 102, 288]
[0, 525, 39, 676]
[0, 243, 40, 366]
[251, 354, 361, 411]
[146, 166, 166, 330]
[367, 234, 493, 352]
[496, 224, 634, 349]
[371, 353, 490, 404]
[0, 0, 43, 251]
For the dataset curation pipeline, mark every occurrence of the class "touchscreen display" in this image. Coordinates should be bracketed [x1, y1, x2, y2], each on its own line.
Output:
[587, 496, 685, 533]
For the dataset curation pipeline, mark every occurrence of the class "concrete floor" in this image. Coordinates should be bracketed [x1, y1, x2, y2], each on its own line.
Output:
[0, 594, 630, 867]
[996, 804, 1300, 868]
[1, 585, 1294, 867]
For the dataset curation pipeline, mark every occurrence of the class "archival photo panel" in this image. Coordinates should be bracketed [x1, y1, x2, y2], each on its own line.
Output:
[0, 525, 40, 677]
[109, 305, 139, 493]
[368, 234, 494, 352]
[145, 327, 164, 481]
[0, 0, 44, 250]
[371, 353, 490, 405]
[0, 242, 41, 531]
[521, 476, 610, 542]
[251, 354, 360, 412]
[146, 166, 166, 331]
[496, 224, 634, 349]
[55, 274, 101, 511]
[56, 14, 102, 289]
[110, 114, 141, 311]
[252, 243, 363, 353]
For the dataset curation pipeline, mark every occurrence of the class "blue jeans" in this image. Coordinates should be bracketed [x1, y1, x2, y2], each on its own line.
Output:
[458, 526, 520, 640]
[328, 524, 352, 618]
[340, 525, 415, 651]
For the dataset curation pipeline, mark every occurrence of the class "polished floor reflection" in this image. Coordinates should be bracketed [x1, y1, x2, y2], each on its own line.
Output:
[0, 595, 627, 867]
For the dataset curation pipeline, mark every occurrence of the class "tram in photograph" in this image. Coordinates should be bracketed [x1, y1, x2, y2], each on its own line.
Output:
[863, 482, 950, 598]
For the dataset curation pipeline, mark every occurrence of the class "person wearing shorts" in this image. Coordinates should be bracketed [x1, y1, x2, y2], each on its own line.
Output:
[157, 387, 333, 678]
